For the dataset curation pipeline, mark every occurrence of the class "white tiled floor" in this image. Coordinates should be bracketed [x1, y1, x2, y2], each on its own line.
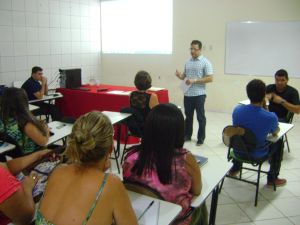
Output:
[111, 111, 300, 225]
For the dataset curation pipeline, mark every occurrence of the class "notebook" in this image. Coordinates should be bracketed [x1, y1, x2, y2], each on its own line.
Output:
[132, 199, 160, 225]
[193, 155, 208, 167]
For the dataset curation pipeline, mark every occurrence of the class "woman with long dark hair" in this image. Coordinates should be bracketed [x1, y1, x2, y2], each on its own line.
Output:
[0, 87, 49, 154]
[123, 103, 204, 225]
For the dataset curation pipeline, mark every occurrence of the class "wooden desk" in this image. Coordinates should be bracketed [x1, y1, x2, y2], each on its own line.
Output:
[29, 92, 63, 103]
[191, 156, 232, 225]
[128, 190, 182, 225]
[267, 122, 294, 143]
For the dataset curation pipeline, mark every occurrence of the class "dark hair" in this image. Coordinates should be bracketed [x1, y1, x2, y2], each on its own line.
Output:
[191, 40, 202, 49]
[0, 87, 47, 135]
[134, 70, 152, 91]
[275, 69, 288, 80]
[246, 79, 266, 103]
[32, 66, 43, 74]
[132, 103, 185, 184]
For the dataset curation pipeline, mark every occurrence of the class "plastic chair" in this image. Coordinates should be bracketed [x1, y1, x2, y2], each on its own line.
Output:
[120, 107, 144, 163]
[222, 125, 276, 206]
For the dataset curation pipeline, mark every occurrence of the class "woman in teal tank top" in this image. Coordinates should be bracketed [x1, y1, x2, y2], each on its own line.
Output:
[0, 88, 49, 155]
[36, 111, 138, 225]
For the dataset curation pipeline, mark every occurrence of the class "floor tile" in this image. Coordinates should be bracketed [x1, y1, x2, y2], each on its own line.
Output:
[216, 204, 251, 225]
[288, 216, 300, 225]
[271, 198, 300, 217]
[238, 201, 284, 220]
[253, 218, 294, 225]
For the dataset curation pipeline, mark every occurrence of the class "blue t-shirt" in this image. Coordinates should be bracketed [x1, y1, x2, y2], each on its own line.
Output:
[232, 104, 278, 158]
[21, 77, 41, 101]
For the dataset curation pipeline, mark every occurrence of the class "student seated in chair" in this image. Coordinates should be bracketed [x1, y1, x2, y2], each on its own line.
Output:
[0, 150, 52, 225]
[123, 103, 206, 225]
[37, 111, 137, 225]
[0, 88, 50, 155]
[22, 66, 62, 122]
[229, 79, 286, 187]
[130, 70, 159, 120]
[266, 69, 300, 121]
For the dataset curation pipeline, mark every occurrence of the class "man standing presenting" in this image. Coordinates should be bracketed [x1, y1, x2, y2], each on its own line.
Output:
[22, 66, 62, 121]
[175, 40, 213, 146]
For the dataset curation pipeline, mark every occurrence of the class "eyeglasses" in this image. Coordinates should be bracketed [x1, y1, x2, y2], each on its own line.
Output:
[189, 48, 200, 51]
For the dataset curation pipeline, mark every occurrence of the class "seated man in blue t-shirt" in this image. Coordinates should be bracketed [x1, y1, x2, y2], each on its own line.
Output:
[22, 66, 62, 121]
[229, 79, 286, 187]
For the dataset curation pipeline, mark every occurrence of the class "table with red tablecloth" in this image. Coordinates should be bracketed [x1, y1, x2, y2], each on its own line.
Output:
[56, 84, 169, 117]
[56, 84, 169, 144]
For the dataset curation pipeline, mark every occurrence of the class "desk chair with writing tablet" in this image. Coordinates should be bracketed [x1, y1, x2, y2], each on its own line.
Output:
[221, 125, 276, 206]
[123, 180, 195, 225]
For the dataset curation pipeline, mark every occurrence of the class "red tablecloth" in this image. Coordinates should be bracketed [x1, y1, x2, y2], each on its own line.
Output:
[56, 84, 169, 118]
[56, 84, 169, 144]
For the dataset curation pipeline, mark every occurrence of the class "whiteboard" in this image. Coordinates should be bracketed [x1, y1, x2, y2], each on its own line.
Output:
[225, 21, 300, 77]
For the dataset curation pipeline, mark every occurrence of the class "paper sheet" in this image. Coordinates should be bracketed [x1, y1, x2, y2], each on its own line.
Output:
[106, 90, 131, 95]
[148, 87, 165, 91]
[180, 78, 191, 93]
[132, 199, 160, 225]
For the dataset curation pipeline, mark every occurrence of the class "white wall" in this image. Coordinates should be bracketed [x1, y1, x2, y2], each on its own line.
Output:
[0, 0, 101, 87]
[100, 0, 300, 116]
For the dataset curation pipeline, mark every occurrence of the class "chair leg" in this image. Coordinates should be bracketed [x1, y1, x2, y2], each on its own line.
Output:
[113, 147, 120, 174]
[121, 132, 129, 164]
[254, 164, 262, 207]
[219, 177, 225, 194]
[285, 134, 290, 153]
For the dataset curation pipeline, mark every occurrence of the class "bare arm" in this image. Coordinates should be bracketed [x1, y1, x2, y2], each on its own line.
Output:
[187, 75, 213, 85]
[33, 76, 47, 99]
[272, 94, 300, 114]
[24, 122, 49, 146]
[5, 150, 51, 175]
[175, 70, 186, 80]
[0, 174, 37, 225]
[272, 127, 280, 136]
[149, 93, 159, 109]
[112, 176, 138, 225]
[185, 152, 202, 195]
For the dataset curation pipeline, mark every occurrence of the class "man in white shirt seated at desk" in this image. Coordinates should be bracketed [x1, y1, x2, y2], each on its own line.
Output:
[22, 66, 62, 122]
[229, 79, 286, 187]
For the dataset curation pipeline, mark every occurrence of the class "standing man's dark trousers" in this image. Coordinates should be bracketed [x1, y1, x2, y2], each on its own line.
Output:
[32, 102, 62, 122]
[184, 95, 206, 144]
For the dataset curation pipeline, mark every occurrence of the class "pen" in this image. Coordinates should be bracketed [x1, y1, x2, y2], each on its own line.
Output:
[138, 200, 154, 221]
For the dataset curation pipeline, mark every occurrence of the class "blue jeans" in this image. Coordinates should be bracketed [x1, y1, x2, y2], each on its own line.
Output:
[184, 95, 206, 143]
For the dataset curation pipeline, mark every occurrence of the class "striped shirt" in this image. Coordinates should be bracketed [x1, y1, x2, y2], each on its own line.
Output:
[184, 55, 213, 96]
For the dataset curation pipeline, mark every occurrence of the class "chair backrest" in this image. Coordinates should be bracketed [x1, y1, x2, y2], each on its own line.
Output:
[222, 125, 257, 154]
[286, 111, 294, 123]
[120, 107, 144, 137]
[123, 180, 162, 199]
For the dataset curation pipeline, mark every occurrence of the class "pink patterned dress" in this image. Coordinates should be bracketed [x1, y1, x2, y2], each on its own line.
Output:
[123, 147, 193, 225]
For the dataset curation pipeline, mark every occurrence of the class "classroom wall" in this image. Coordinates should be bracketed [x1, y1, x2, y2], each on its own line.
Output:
[0, 0, 101, 87]
[101, 0, 300, 116]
